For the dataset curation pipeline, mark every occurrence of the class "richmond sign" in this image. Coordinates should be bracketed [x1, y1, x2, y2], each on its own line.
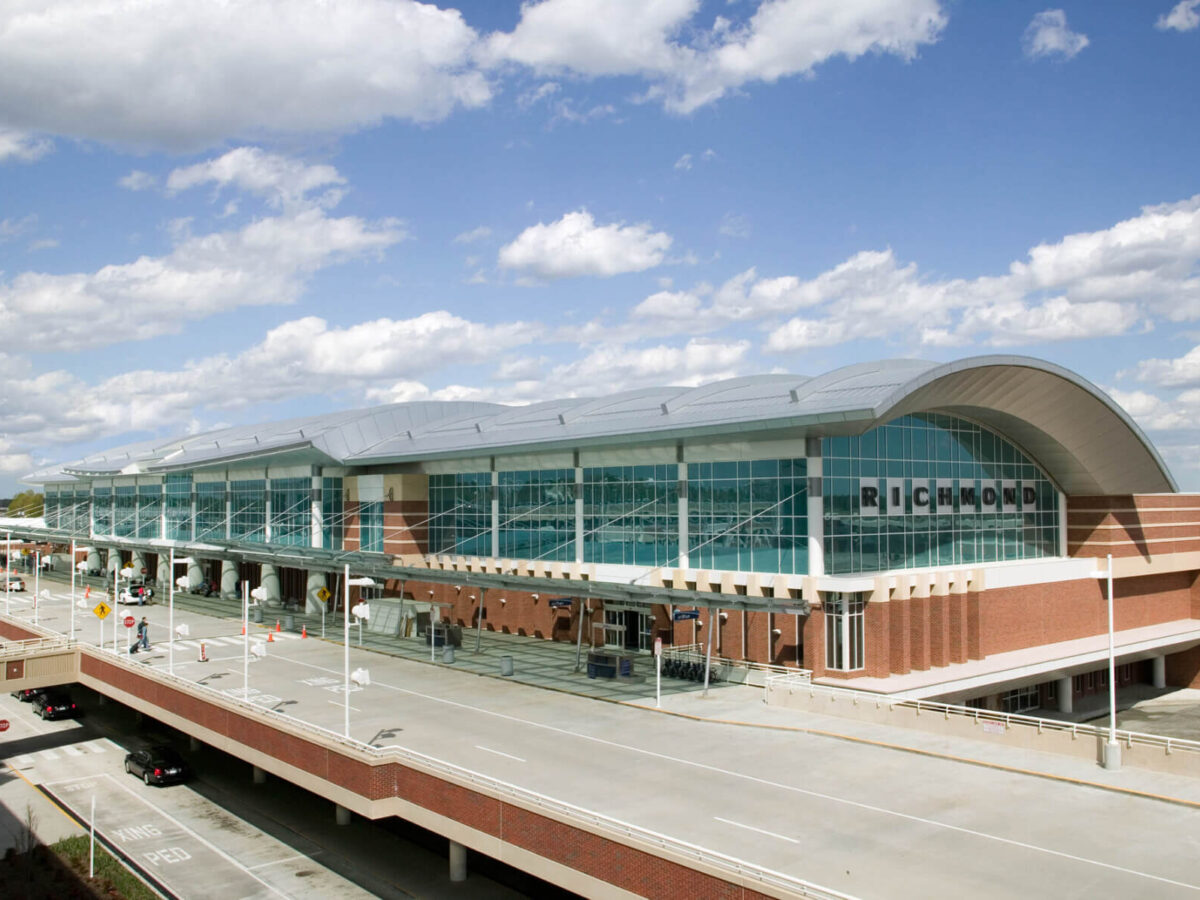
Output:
[858, 478, 1039, 517]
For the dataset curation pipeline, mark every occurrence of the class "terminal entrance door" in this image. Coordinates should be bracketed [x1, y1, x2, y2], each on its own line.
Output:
[603, 606, 652, 652]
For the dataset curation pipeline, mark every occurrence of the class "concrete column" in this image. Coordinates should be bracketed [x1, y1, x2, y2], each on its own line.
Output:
[490, 471, 500, 559]
[335, 804, 351, 826]
[87, 548, 103, 574]
[306, 571, 328, 616]
[186, 558, 205, 590]
[221, 560, 239, 598]
[260, 564, 282, 604]
[264, 477, 272, 543]
[107, 549, 122, 576]
[574, 466, 584, 564]
[252, 766, 266, 785]
[311, 474, 323, 550]
[1057, 676, 1073, 714]
[131, 550, 147, 580]
[677, 461, 689, 570]
[1153, 655, 1166, 689]
[449, 841, 467, 882]
[189, 736, 200, 752]
[806, 438, 824, 577]
[156, 555, 170, 591]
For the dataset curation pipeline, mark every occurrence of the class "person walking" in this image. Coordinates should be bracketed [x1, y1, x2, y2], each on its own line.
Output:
[130, 619, 144, 654]
[139, 617, 150, 650]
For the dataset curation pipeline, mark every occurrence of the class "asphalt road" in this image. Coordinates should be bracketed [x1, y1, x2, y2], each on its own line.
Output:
[9, 577, 1200, 899]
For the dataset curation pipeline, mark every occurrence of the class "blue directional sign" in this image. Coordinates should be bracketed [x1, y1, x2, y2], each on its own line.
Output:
[672, 609, 700, 621]
[548, 599, 572, 609]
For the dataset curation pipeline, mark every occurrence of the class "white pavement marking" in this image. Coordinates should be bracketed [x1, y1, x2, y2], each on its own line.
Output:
[84, 741, 109, 753]
[9, 755, 34, 768]
[39, 749, 60, 760]
[247, 853, 311, 871]
[274, 653, 1200, 892]
[43, 773, 293, 899]
[474, 745, 526, 763]
[327, 701, 362, 712]
[63, 746, 84, 757]
[714, 816, 799, 844]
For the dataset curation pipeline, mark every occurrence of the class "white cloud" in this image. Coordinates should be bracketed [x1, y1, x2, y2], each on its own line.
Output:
[0, 215, 37, 243]
[0, 1, 490, 151]
[119, 170, 157, 191]
[1134, 345, 1200, 387]
[498, 209, 672, 279]
[0, 129, 52, 163]
[1105, 387, 1195, 431]
[486, 0, 946, 114]
[0, 205, 403, 353]
[27, 238, 58, 252]
[674, 153, 693, 170]
[719, 212, 750, 239]
[1023, 9, 1089, 60]
[1157, 1, 1200, 32]
[454, 225, 493, 244]
[166, 147, 345, 209]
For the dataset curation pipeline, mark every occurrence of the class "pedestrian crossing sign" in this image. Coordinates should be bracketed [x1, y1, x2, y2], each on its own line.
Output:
[316, 587, 331, 603]
[93, 601, 112, 620]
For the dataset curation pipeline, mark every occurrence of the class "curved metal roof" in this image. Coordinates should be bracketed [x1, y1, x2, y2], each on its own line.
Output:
[26, 356, 1176, 495]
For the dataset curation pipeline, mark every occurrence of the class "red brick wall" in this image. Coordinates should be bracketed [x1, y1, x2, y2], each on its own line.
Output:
[1166, 645, 1200, 688]
[1068, 494, 1200, 558]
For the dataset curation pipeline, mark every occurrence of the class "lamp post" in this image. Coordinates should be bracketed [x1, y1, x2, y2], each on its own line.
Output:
[33, 549, 40, 626]
[4, 531, 10, 617]
[1104, 553, 1120, 770]
[342, 564, 375, 739]
[168, 552, 194, 676]
[248, 584, 268, 698]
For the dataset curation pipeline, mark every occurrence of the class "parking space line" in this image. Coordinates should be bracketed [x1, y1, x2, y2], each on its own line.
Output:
[247, 852, 310, 871]
[475, 745, 526, 762]
[714, 816, 799, 844]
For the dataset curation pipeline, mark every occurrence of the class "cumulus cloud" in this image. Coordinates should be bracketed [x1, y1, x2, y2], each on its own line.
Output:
[0, 150, 405, 352]
[499, 209, 672, 279]
[453, 225, 493, 244]
[1023, 9, 1089, 60]
[1157, 0, 1200, 32]
[119, 170, 157, 191]
[485, 0, 946, 113]
[1105, 386, 1196, 431]
[165, 147, 345, 209]
[1133, 345, 1200, 387]
[0, 0, 490, 151]
[0, 129, 52, 163]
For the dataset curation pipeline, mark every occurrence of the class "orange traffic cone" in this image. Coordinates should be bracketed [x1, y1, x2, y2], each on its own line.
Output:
[267, 632, 275, 643]
[241, 623, 246, 635]
[198, 641, 208, 662]
[275, 619, 281, 632]
[85, 586, 91, 599]
[301, 624, 307, 638]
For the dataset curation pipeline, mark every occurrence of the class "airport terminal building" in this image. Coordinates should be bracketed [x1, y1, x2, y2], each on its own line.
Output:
[22, 356, 1200, 713]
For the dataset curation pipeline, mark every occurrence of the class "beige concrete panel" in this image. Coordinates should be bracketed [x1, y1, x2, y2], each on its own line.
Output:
[383, 473, 428, 502]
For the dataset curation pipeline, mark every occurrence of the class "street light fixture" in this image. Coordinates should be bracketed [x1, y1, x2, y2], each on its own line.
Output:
[168, 552, 194, 675]
[343, 564, 375, 739]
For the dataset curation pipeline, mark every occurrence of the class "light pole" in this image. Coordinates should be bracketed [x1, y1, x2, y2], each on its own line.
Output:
[71, 543, 93, 640]
[4, 531, 10, 617]
[168, 552, 194, 675]
[342, 564, 375, 738]
[1104, 553, 1120, 770]
[33, 549, 39, 626]
[248, 584, 268, 698]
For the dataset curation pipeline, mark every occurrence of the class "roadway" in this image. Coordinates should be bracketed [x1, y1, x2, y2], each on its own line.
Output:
[7, 577, 1200, 898]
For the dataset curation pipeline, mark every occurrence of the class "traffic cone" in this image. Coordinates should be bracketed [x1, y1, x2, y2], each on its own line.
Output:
[85, 586, 91, 599]
[241, 623, 246, 635]
[275, 619, 281, 633]
[301, 624, 307, 638]
[198, 642, 208, 662]
[267, 632, 274, 643]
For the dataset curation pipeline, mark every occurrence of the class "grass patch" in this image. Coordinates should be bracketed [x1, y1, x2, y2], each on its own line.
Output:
[0, 834, 160, 900]
[52, 834, 159, 899]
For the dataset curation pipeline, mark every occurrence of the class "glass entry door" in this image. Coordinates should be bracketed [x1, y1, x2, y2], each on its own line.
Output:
[604, 606, 652, 651]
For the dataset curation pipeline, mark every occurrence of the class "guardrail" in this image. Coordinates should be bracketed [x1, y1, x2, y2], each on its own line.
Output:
[0, 635, 72, 658]
[84, 644, 852, 900]
[666, 643, 812, 684]
[763, 672, 1200, 758]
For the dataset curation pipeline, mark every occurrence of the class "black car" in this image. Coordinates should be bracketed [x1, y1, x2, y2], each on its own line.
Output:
[32, 691, 78, 720]
[10, 688, 43, 702]
[125, 746, 190, 786]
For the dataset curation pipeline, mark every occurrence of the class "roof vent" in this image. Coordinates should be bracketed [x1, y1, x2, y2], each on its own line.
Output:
[660, 403, 670, 415]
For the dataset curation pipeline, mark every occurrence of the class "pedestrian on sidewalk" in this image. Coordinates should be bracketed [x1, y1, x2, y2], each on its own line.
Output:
[139, 617, 150, 650]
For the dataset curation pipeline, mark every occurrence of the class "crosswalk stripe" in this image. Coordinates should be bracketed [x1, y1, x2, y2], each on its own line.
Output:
[84, 741, 108, 753]
[10, 755, 34, 768]
[39, 749, 59, 760]
[63, 746, 84, 757]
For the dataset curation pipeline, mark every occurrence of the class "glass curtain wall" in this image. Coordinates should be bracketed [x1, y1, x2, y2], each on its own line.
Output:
[322, 477, 343, 550]
[136, 485, 161, 539]
[824, 592, 865, 671]
[359, 500, 383, 552]
[428, 473, 491, 556]
[230, 480, 266, 542]
[93, 488, 112, 535]
[164, 474, 192, 541]
[114, 486, 136, 537]
[687, 459, 808, 574]
[195, 483, 226, 541]
[43, 489, 59, 529]
[822, 413, 1060, 575]
[69, 489, 89, 535]
[582, 465, 678, 566]
[497, 469, 575, 562]
[270, 477, 311, 546]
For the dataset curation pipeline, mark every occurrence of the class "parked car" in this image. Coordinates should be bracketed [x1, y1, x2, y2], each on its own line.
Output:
[119, 582, 154, 605]
[3, 575, 25, 592]
[10, 688, 43, 702]
[32, 691, 79, 720]
[125, 746, 191, 786]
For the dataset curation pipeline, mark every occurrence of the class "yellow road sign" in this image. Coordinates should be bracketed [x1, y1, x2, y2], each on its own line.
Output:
[93, 601, 112, 620]
[316, 587, 331, 603]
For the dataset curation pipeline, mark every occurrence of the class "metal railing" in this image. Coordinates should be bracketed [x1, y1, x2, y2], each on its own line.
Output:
[763, 673, 1200, 758]
[80, 643, 852, 900]
[666, 643, 812, 682]
[0, 635, 72, 659]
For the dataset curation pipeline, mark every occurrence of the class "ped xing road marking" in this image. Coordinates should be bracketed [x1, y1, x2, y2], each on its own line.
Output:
[714, 816, 799, 844]
[271, 653, 1200, 892]
[42, 773, 292, 899]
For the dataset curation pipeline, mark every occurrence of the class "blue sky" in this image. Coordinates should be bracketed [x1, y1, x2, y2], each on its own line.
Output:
[1, 0, 1199, 493]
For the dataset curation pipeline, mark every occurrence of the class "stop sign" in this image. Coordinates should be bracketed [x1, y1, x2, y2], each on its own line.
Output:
[124, 615, 136, 628]
[0, 720, 9, 732]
